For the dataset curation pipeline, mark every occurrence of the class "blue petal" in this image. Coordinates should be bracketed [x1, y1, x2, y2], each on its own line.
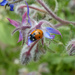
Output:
[28, 37, 33, 46]
[46, 27, 61, 35]
[25, 1, 29, 16]
[25, 1, 32, 26]
[0, 0, 8, 6]
[44, 31, 55, 39]
[9, 4, 14, 11]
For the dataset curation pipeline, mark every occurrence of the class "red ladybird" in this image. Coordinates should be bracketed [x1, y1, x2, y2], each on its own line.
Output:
[30, 29, 43, 41]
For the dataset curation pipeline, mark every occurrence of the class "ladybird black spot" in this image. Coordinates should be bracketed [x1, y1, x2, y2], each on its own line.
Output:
[39, 36, 40, 38]
[38, 32, 40, 34]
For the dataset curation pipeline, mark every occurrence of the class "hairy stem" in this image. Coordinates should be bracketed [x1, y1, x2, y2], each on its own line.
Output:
[37, 0, 75, 25]
[28, 40, 39, 53]
[18, 5, 47, 14]
[54, 23, 68, 28]
[9, 0, 23, 4]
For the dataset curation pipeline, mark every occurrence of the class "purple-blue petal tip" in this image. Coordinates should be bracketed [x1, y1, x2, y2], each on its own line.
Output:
[9, 4, 14, 11]
[0, 0, 8, 6]
[28, 37, 33, 46]
[44, 31, 55, 39]
[25, 1, 32, 26]
[46, 27, 62, 37]
[7, 18, 19, 27]
[25, 1, 29, 16]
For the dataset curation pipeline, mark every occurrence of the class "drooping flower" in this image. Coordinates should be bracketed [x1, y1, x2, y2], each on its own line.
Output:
[69, 0, 75, 13]
[20, 19, 62, 64]
[66, 39, 75, 56]
[7, 1, 62, 64]
[0, 0, 14, 11]
[17, 2, 62, 64]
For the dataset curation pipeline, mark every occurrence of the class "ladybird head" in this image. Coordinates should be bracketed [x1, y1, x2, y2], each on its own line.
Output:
[29, 34, 36, 41]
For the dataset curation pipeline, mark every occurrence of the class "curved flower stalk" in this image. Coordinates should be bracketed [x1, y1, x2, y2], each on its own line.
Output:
[15, 4, 53, 21]
[66, 39, 75, 56]
[16, 0, 59, 14]
[14, 0, 58, 20]
[16, 4, 47, 14]
[15, 4, 27, 15]
[36, 0, 75, 26]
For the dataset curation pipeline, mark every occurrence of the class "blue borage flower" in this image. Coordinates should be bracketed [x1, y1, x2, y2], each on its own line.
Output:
[7, 2, 62, 64]
[0, 0, 7, 6]
[0, 0, 14, 11]
[19, 16, 62, 64]
[27, 21, 61, 46]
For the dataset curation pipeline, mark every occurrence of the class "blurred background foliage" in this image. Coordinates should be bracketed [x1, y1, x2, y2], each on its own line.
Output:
[0, 0, 75, 75]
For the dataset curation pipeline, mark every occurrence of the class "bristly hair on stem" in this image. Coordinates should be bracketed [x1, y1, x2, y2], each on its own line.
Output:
[36, 0, 75, 26]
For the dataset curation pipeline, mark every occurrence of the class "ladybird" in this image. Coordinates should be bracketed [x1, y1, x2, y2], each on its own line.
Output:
[29, 29, 43, 41]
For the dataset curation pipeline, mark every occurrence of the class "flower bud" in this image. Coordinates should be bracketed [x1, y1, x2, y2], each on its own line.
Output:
[66, 39, 75, 56]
